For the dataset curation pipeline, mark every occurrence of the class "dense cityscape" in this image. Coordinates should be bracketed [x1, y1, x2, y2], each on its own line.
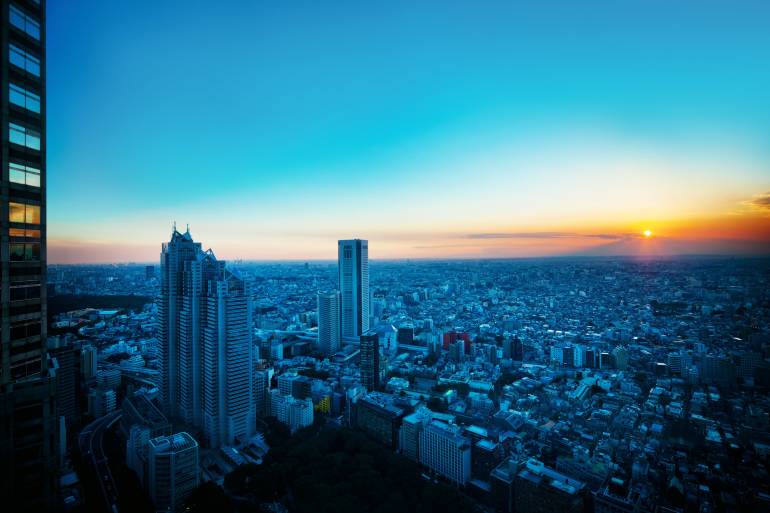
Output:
[42, 231, 770, 513]
[2, 2, 770, 513]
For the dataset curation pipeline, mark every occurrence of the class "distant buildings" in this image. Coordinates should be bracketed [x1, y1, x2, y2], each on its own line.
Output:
[147, 432, 199, 513]
[158, 228, 255, 446]
[317, 290, 340, 355]
[515, 459, 585, 513]
[338, 239, 369, 339]
[360, 330, 380, 391]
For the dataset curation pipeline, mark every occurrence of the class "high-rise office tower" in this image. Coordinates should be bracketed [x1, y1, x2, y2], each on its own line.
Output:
[148, 432, 200, 513]
[159, 228, 254, 446]
[317, 290, 340, 355]
[359, 330, 380, 391]
[0, 1, 59, 509]
[338, 239, 369, 340]
[48, 336, 81, 422]
[80, 344, 97, 379]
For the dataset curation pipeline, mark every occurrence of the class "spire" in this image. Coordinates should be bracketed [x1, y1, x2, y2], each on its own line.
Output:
[186, 223, 190, 234]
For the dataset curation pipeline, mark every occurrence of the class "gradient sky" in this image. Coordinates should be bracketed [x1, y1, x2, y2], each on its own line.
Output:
[47, 0, 770, 263]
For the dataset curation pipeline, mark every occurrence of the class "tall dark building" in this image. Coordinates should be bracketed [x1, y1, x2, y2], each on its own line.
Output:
[0, 1, 59, 510]
[359, 330, 380, 391]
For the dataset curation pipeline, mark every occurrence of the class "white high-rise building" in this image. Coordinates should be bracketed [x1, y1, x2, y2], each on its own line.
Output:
[288, 397, 314, 433]
[338, 239, 369, 340]
[147, 432, 199, 513]
[269, 390, 313, 433]
[317, 290, 341, 355]
[159, 228, 254, 447]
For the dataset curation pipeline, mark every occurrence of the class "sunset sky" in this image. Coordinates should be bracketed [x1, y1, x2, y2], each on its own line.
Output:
[47, 1, 770, 263]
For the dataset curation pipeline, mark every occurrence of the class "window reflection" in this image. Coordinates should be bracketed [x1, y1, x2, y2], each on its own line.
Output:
[9, 122, 41, 150]
[9, 5, 40, 40]
[9, 162, 41, 187]
[9, 44, 40, 76]
[8, 201, 40, 224]
[10, 83, 40, 113]
[9, 243, 40, 261]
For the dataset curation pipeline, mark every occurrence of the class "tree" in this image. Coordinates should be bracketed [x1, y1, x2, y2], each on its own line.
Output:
[184, 481, 233, 513]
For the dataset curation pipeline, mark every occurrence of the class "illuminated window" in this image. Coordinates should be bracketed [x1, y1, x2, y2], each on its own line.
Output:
[9, 122, 40, 150]
[9, 243, 40, 261]
[9, 5, 40, 40]
[8, 202, 40, 224]
[9, 44, 40, 76]
[9, 162, 40, 187]
[9, 228, 40, 238]
[9, 83, 40, 113]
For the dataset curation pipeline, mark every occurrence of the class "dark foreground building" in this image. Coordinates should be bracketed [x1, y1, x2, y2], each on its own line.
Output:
[0, 1, 58, 511]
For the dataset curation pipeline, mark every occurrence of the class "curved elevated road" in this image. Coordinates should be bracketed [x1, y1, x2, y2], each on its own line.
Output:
[79, 411, 122, 513]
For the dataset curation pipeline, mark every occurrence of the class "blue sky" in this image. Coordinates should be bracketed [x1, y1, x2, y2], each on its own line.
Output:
[47, 1, 770, 262]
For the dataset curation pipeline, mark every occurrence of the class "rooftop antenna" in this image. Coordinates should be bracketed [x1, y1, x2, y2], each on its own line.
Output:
[186, 223, 190, 233]
[173, 220, 177, 233]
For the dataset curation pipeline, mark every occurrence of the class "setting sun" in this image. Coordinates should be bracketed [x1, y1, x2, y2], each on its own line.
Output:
[644, 229, 652, 238]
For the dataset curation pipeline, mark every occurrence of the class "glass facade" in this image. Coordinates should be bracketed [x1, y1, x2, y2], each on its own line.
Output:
[10, 5, 40, 40]
[10, 83, 40, 112]
[1, 2, 57, 510]
[9, 43, 40, 75]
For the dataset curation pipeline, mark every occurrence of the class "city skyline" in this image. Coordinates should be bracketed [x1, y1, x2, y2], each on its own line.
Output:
[11, 1, 769, 511]
[46, 1, 770, 263]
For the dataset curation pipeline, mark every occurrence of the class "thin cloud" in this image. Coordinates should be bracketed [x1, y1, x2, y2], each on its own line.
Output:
[745, 191, 770, 211]
[466, 232, 633, 240]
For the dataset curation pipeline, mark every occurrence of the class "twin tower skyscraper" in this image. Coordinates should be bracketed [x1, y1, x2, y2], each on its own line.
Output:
[159, 227, 254, 447]
[317, 239, 370, 356]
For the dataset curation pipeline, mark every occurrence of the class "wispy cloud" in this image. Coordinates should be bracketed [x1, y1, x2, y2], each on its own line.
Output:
[745, 191, 770, 212]
[465, 232, 638, 240]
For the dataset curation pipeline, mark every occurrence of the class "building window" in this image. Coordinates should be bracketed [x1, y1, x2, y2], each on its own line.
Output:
[10, 320, 41, 340]
[9, 202, 41, 224]
[10, 282, 40, 301]
[9, 243, 40, 261]
[9, 5, 40, 40]
[9, 161, 41, 187]
[9, 122, 41, 150]
[9, 44, 40, 76]
[9, 228, 41, 238]
[9, 83, 40, 113]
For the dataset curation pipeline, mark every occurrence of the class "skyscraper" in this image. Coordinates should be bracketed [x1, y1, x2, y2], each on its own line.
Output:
[159, 228, 254, 446]
[359, 330, 380, 391]
[317, 290, 340, 355]
[0, 1, 59, 509]
[80, 344, 97, 379]
[338, 239, 369, 340]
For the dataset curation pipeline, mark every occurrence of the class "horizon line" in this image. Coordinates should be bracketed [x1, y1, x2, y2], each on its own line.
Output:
[48, 252, 770, 266]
